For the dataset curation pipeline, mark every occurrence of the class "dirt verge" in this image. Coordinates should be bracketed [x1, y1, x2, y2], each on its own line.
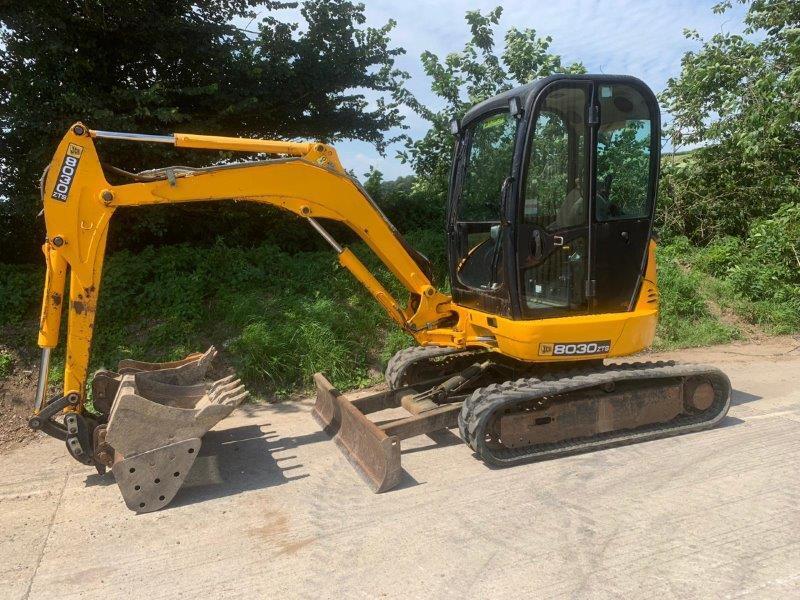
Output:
[0, 355, 40, 451]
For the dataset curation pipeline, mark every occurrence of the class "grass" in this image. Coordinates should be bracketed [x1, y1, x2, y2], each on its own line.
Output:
[0, 229, 445, 398]
[1, 225, 796, 398]
[652, 244, 741, 350]
[661, 225, 799, 334]
[0, 350, 12, 378]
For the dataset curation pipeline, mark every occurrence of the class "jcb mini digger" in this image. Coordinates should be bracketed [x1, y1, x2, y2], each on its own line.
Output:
[30, 74, 731, 513]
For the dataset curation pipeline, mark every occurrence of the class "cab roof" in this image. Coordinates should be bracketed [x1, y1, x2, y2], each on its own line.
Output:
[460, 73, 656, 129]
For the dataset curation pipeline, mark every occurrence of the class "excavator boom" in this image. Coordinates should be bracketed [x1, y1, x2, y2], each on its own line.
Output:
[32, 123, 462, 509]
[35, 123, 453, 417]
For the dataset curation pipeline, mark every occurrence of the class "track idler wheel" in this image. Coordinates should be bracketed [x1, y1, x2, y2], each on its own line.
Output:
[683, 377, 716, 412]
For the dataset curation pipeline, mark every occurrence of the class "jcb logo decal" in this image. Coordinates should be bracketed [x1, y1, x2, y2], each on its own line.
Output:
[539, 340, 611, 356]
[51, 143, 84, 202]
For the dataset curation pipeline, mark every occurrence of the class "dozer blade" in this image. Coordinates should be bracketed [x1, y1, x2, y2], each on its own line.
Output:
[311, 373, 464, 493]
[312, 374, 402, 493]
[103, 347, 248, 513]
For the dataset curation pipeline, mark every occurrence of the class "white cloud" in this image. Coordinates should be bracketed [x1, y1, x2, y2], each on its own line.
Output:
[344, 147, 388, 177]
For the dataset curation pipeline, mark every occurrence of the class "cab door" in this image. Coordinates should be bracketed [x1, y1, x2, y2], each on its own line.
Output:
[516, 81, 592, 319]
[448, 110, 518, 316]
[515, 77, 658, 319]
[591, 82, 659, 312]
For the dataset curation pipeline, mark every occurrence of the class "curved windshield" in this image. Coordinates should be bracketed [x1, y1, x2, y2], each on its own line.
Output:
[520, 84, 590, 316]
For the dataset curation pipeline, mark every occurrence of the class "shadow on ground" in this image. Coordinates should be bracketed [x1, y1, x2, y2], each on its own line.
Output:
[401, 428, 463, 455]
[170, 421, 328, 508]
[84, 421, 327, 506]
[75, 406, 327, 509]
[731, 389, 762, 406]
[85, 387, 760, 507]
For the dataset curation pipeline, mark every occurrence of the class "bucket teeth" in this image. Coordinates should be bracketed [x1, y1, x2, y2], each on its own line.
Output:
[209, 379, 249, 407]
[209, 374, 237, 390]
[100, 346, 248, 513]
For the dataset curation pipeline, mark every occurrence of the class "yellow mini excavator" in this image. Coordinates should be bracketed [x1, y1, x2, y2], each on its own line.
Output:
[31, 74, 730, 513]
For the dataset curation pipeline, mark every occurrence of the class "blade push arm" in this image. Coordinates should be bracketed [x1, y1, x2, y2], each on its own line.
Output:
[36, 123, 455, 413]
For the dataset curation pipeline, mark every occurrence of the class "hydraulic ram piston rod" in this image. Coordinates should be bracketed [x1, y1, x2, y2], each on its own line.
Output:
[306, 217, 407, 327]
[88, 128, 316, 156]
[90, 130, 175, 144]
[33, 347, 51, 413]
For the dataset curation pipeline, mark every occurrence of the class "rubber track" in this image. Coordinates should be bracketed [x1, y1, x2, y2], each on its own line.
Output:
[458, 361, 731, 467]
[384, 345, 462, 389]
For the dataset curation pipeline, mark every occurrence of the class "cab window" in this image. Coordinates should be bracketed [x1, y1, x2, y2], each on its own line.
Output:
[458, 112, 517, 221]
[524, 87, 588, 230]
[596, 84, 653, 221]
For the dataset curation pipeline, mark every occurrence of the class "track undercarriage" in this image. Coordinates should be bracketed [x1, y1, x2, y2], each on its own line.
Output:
[314, 346, 731, 491]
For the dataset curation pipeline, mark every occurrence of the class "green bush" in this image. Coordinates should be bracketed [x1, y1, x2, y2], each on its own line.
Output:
[692, 236, 741, 277]
[727, 203, 799, 294]
[654, 244, 740, 350]
[365, 174, 446, 234]
[0, 229, 448, 397]
[0, 263, 43, 325]
[721, 203, 800, 332]
[657, 202, 800, 336]
[93, 241, 398, 395]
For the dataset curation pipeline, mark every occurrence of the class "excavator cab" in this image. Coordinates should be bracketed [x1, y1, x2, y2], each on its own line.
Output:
[449, 75, 659, 320]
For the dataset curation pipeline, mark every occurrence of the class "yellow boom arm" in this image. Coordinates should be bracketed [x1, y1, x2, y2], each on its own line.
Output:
[35, 123, 454, 414]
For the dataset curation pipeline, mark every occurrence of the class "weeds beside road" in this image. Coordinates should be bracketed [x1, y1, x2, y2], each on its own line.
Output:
[1, 229, 797, 404]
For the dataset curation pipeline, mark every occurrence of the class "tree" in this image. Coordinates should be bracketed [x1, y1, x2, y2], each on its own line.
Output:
[400, 7, 584, 206]
[362, 167, 442, 232]
[659, 0, 800, 241]
[0, 0, 408, 261]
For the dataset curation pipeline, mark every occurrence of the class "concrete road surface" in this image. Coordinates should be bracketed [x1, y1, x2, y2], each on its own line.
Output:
[2, 337, 800, 599]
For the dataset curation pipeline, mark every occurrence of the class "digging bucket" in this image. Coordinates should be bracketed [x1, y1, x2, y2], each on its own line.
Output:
[102, 347, 248, 513]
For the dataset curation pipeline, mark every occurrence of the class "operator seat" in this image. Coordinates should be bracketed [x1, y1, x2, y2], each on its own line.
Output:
[554, 186, 585, 228]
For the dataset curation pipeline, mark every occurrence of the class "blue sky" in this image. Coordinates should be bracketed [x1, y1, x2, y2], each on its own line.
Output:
[260, 1, 751, 179]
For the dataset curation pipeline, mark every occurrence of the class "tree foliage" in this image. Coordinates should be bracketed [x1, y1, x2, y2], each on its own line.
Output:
[0, 0, 408, 261]
[399, 7, 585, 204]
[362, 167, 443, 232]
[659, 0, 800, 241]
[596, 121, 651, 219]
